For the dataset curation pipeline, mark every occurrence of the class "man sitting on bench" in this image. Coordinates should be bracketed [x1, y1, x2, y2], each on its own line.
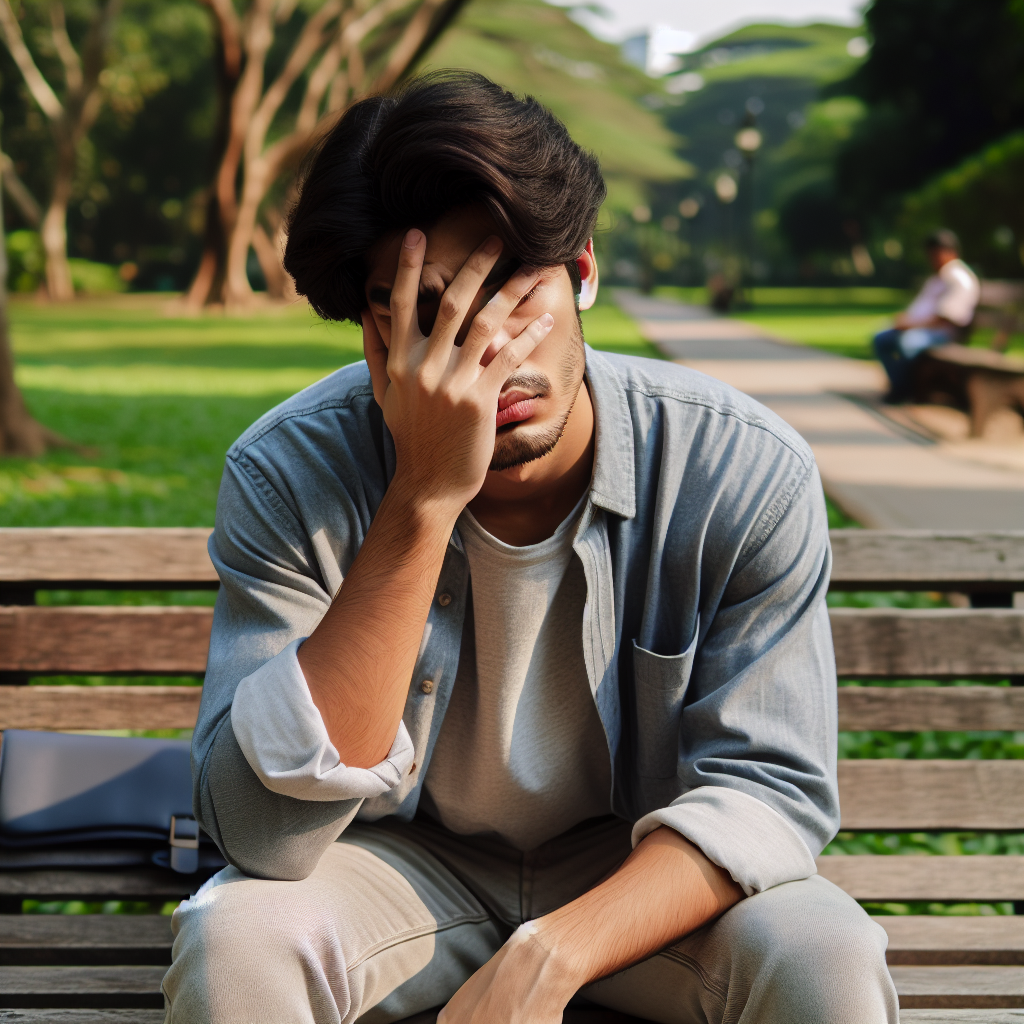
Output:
[873, 228, 980, 403]
[164, 73, 896, 1024]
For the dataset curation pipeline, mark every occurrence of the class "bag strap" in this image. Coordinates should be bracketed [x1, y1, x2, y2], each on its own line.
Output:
[169, 815, 200, 874]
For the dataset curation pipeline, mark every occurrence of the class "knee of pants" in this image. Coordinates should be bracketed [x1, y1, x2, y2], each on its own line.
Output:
[170, 868, 341, 972]
[721, 876, 886, 972]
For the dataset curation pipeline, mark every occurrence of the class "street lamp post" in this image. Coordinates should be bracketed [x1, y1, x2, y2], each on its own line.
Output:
[734, 115, 762, 308]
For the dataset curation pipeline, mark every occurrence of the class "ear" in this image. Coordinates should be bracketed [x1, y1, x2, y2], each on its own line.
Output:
[576, 238, 599, 311]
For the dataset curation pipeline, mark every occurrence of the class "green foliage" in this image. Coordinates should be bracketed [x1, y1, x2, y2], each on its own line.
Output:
[6, 230, 44, 292]
[0, 0, 215, 287]
[831, 0, 1024, 216]
[899, 132, 1024, 279]
[68, 259, 127, 294]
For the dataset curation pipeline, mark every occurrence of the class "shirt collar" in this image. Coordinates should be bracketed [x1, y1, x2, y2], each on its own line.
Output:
[584, 345, 636, 520]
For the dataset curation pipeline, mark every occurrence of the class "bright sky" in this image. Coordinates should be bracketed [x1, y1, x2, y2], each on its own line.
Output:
[557, 0, 864, 47]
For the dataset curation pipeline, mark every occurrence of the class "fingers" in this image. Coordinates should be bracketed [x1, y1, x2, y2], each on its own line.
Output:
[459, 265, 542, 366]
[389, 229, 426, 362]
[481, 312, 554, 388]
[425, 235, 504, 359]
[361, 310, 389, 409]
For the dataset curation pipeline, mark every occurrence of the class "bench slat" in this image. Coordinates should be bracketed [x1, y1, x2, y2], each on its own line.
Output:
[876, 917, 1024, 966]
[0, 965, 164, 1008]
[0, 608, 212, 674]
[0, 1011, 167, 1023]
[0, 686, 202, 730]
[829, 530, 1024, 591]
[0, 528, 1022, 592]
[900, 1014, 1024, 1023]
[0, 870, 200, 903]
[817, 855, 1024, 901]
[839, 761, 1024, 830]
[3, 606, 1021, 679]
[831, 608, 1024, 677]
[892, 966, 1024, 1009]
[4, 683, 1020, 733]
[0, 529, 216, 589]
[838, 687, 1024, 731]
[0, 917, 171, 967]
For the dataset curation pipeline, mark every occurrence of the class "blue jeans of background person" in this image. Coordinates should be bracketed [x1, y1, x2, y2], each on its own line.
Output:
[873, 327, 953, 402]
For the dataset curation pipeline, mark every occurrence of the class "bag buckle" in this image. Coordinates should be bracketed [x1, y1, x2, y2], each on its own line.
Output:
[169, 815, 200, 874]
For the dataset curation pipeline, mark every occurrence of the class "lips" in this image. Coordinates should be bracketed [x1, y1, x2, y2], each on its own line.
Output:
[496, 389, 538, 429]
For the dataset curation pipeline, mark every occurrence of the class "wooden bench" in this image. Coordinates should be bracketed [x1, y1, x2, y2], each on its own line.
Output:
[911, 280, 1024, 436]
[1, 527, 1023, 1022]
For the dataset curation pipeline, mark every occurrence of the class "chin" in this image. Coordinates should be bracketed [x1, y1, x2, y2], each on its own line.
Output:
[489, 413, 569, 473]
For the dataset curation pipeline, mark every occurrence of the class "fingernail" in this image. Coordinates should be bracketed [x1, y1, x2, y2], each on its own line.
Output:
[539, 313, 554, 329]
[483, 236, 502, 255]
[404, 229, 423, 248]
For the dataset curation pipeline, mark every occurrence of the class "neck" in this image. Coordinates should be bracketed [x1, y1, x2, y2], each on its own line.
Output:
[468, 379, 595, 546]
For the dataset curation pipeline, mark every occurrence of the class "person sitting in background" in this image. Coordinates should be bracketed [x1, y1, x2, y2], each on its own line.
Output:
[873, 229, 980, 403]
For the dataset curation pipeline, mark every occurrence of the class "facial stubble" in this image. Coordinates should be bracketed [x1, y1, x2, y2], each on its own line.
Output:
[488, 314, 586, 473]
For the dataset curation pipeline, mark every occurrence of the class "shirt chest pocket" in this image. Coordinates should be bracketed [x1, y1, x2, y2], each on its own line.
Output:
[631, 622, 699, 780]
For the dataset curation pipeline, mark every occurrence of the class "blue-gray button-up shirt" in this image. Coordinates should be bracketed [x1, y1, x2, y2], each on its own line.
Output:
[193, 346, 838, 894]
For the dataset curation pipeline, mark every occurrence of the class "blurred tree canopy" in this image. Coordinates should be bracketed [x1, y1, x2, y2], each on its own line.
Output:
[831, 0, 1024, 217]
[0, 0, 688, 297]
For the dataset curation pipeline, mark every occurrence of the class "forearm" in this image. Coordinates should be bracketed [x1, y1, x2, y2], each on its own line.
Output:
[297, 477, 459, 769]
[527, 827, 743, 995]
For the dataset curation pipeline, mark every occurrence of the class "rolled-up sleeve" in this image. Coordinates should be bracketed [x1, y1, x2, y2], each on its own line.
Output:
[231, 638, 414, 801]
[192, 427, 389, 880]
[633, 459, 838, 896]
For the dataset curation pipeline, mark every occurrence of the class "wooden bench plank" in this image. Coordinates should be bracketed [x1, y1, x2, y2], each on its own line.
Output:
[0, 1012, 167, 1023]
[0, 870, 200, 903]
[838, 761, 1024, 830]
[829, 530, 1024, 591]
[838, 687, 1024, 731]
[4, 682, 1021, 734]
[900, 1013, 1024, 1023]
[0, 608, 212, 674]
[5, 606, 1021, 679]
[0, 916, 172, 967]
[5, 682, 1021, 734]
[0, 966, 165, 1009]
[891, 966, 1024, 1009]
[830, 608, 1024, 677]
[0, 686, 202, 731]
[876, 916, 1024, 966]
[0, 529, 216, 589]
[816, 856, 1024, 901]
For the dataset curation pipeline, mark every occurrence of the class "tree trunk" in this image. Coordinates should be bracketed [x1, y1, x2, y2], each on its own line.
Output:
[0, 134, 71, 455]
[40, 137, 75, 301]
[185, 0, 243, 309]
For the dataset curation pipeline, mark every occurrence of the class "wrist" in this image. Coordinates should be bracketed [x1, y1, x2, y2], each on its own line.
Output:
[505, 920, 589, 1001]
[385, 472, 465, 530]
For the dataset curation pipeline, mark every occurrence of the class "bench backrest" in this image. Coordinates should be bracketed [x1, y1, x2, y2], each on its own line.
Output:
[1, 527, 1023, 904]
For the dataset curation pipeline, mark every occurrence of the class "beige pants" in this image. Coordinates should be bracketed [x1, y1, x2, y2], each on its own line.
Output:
[163, 815, 897, 1024]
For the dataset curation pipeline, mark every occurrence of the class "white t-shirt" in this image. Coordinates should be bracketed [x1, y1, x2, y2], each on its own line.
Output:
[904, 258, 979, 328]
[423, 499, 612, 851]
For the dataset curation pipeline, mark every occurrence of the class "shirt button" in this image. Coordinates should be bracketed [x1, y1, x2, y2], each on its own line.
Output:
[410, 762, 417, 774]
[420, 679, 434, 694]
[437, 593, 452, 607]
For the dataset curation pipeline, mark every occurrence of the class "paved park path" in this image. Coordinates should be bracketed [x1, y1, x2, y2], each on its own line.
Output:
[614, 290, 1024, 530]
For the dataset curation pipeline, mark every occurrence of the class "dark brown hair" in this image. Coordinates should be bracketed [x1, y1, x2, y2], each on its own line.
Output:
[284, 71, 606, 323]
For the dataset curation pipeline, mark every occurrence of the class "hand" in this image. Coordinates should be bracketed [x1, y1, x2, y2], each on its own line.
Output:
[363, 229, 553, 513]
[438, 926, 578, 1024]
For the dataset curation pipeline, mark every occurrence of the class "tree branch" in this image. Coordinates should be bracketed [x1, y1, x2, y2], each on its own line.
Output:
[0, 0, 63, 120]
[200, 0, 242, 78]
[246, 0, 341, 161]
[0, 152, 42, 226]
[49, 3, 83, 93]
